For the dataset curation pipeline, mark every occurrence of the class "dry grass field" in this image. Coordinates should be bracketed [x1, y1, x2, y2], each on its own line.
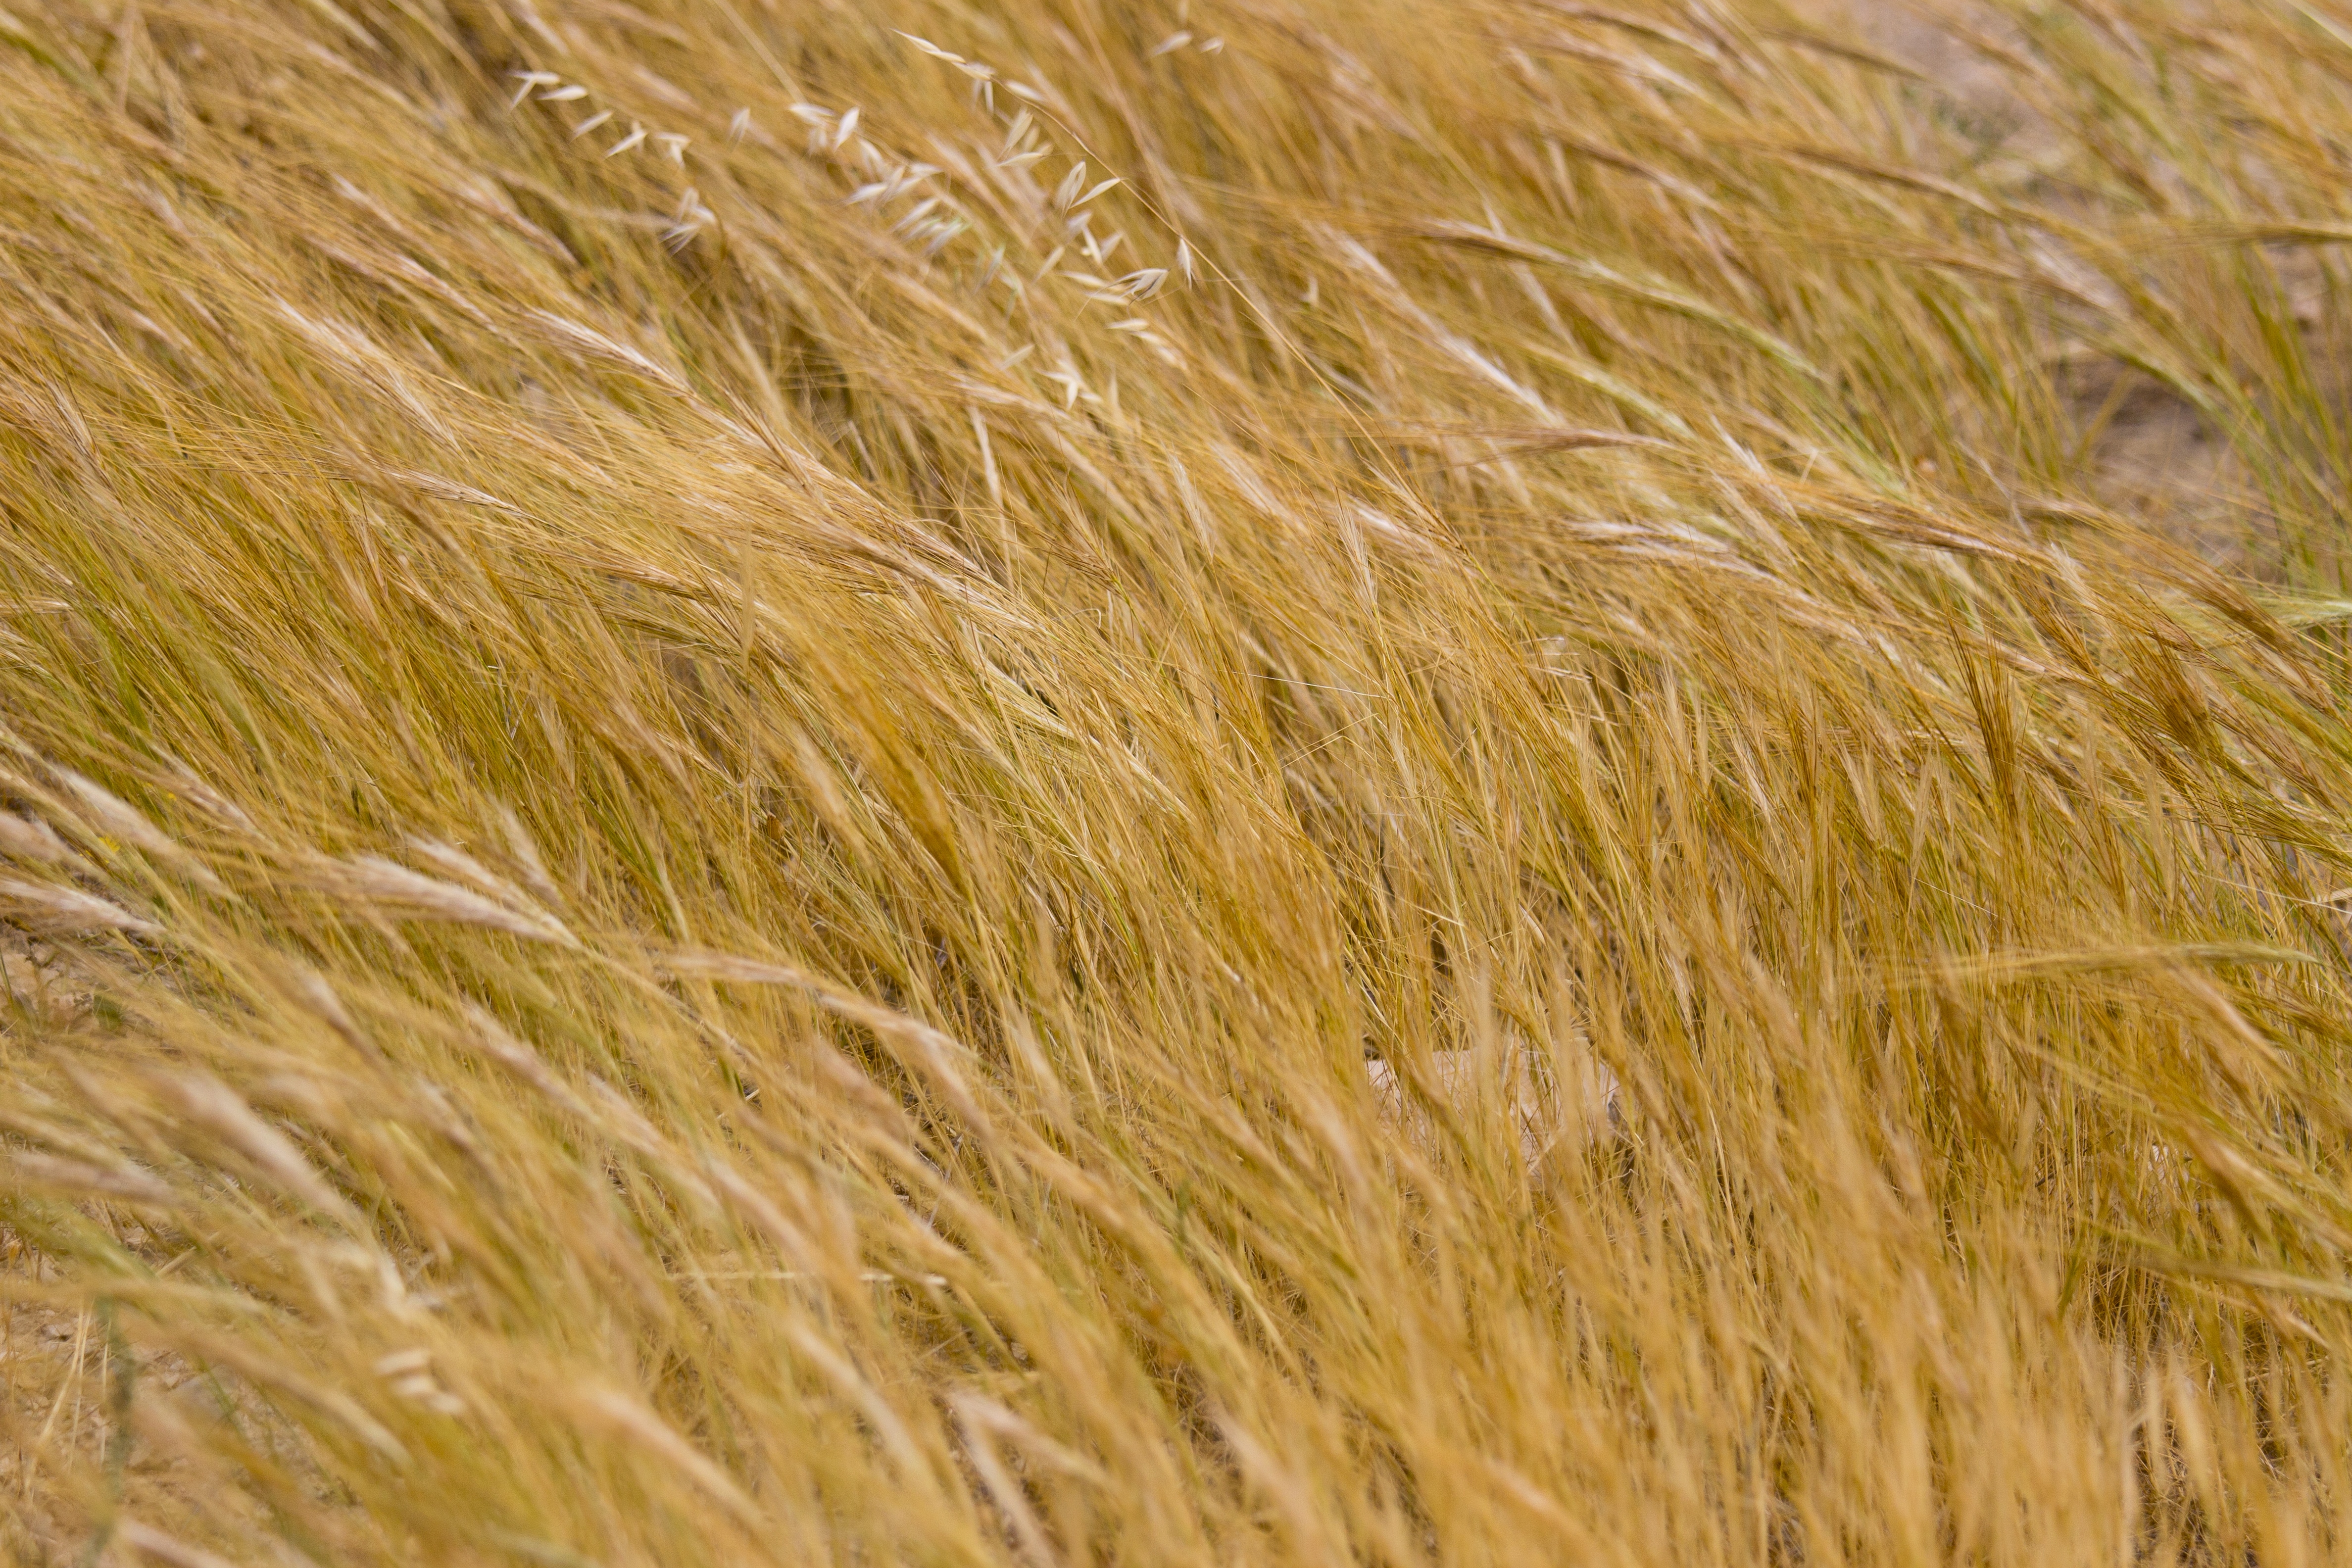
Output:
[9, 0, 2352, 1561]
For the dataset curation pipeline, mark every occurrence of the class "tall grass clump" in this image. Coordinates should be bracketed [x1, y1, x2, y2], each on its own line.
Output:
[11, 0, 2352, 1560]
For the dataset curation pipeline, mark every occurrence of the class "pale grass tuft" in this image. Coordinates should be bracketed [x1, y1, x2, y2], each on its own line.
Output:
[0, 877, 159, 936]
[324, 855, 576, 946]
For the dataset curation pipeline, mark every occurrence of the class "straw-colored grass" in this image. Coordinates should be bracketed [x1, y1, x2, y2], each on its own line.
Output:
[9, 0, 2352, 1560]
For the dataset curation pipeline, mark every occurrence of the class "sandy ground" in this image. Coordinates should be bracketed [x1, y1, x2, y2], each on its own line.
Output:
[1800, 0, 2302, 574]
